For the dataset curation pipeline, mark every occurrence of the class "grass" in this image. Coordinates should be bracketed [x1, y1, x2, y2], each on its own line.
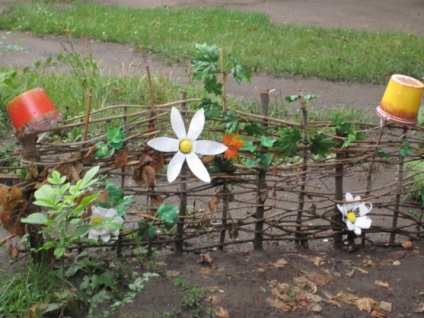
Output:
[1, 0, 423, 84]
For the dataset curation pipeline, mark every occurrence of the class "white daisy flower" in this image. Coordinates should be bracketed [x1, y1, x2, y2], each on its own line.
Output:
[147, 107, 227, 183]
[88, 206, 124, 242]
[337, 192, 372, 235]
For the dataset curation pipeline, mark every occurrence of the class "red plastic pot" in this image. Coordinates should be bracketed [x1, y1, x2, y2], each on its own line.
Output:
[7, 88, 61, 136]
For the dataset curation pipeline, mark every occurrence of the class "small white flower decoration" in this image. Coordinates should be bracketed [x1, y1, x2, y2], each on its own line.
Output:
[337, 192, 372, 235]
[88, 206, 124, 242]
[147, 107, 228, 183]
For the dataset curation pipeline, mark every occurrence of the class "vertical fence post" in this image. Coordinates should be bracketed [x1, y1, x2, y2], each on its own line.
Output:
[333, 131, 345, 249]
[295, 96, 309, 248]
[175, 91, 187, 253]
[219, 183, 229, 250]
[253, 92, 269, 250]
[390, 126, 408, 244]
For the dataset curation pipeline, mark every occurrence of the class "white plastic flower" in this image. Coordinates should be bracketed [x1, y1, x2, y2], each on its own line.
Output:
[88, 206, 124, 242]
[147, 107, 228, 183]
[337, 192, 372, 235]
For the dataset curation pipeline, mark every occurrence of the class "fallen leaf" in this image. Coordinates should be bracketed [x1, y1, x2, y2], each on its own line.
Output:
[362, 259, 377, 267]
[392, 260, 401, 266]
[357, 297, 376, 312]
[200, 267, 213, 276]
[371, 309, 388, 317]
[414, 302, 424, 313]
[336, 291, 358, 305]
[166, 270, 181, 278]
[374, 280, 390, 288]
[352, 266, 368, 274]
[206, 294, 222, 305]
[298, 254, 325, 267]
[379, 301, 392, 312]
[214, 306, 230, 318]
[198, 252, 214, 265]
[265, 258, 288, 269]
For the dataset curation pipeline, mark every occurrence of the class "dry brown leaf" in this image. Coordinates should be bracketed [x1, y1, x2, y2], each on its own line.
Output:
[0, 186, 8, 211]
[200, 267, 213, 276]
[352, 266, 368, 274]
[306, 271, 333, 286]
[362, 259, 377, 267]
[98, 192, 109, 204]
[199, 252, 214, 265]
[357, 297, 376, 312]
[379, 301, 392, 312]
[371, 309, 388, 317]
[8, 243, 19, 258]
[7, 187, 23, 210]
[208, 196, 222, 213]
[83, 145, 97, 160]
[132, 165, 156, 188]
[298, 254, 325, 267]
[266, 258, 288, 269]
[114, 147, 128, 168]
[322, 291, 342, 308]
[201, 155, 215, 164]
[166, 270, 181, 278]
[25, 166, 39, 180]
[414, 302, 424, 313]
[401, 240, 412, 249]
[336, 291, 358, 305]
[374, 280, 390, 288]
[200, 213, 211, 228]
[214, 306, 230, 318]
[205, 294, 222, 305]
[150, 194, 163, 207]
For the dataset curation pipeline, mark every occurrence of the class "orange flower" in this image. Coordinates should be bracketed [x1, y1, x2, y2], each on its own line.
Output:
[222, 133, 244, 160]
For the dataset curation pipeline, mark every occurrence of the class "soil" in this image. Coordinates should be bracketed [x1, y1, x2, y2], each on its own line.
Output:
[1, 1, 424, 317]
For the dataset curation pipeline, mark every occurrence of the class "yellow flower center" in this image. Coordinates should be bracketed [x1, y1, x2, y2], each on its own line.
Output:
[346, 211, 357, 223]
[92, 217, 102, 223]
[179, 139, 193, 154]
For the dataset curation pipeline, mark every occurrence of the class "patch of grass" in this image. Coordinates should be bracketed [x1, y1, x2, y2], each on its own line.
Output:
[1, 1, 423, 83]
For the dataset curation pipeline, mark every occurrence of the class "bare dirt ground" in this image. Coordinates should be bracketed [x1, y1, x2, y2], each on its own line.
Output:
[2, 1, 424, 317]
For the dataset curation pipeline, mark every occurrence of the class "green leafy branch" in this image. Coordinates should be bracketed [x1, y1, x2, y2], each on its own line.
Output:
[138, 204, 179, 241]
[94, 127, 126, 158]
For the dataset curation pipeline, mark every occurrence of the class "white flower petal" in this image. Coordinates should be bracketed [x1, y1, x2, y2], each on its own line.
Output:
[105, 208, 118, 218]
[100, 234, 111, 242]
[186, 152, 211, 182]
[148, 137, 179, 152]
[355, 216, 372, 229]
[345, 192, 354, 201]
[111, 230, 120, 237]
[337, 204, 346, 215]
[346, 221, 356, 232]
[358, 202, 372, 216]
[187, 108, 205, 140]
[88, 231, 98, 240]
[167, 152, 186, 182]
[353, 226, 362, 235]
[195, 140, 228, 155]
[171, 107, 187, 140]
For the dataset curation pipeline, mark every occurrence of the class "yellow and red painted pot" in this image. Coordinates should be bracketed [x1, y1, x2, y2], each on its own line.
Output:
[376, 74, 424, 126]
[7, 87, 61, 136]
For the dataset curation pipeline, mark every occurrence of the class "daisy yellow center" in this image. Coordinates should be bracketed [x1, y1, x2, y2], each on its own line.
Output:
[92, 217, 102, 223]
[346, 211, 357, 223]
[179, 139, 193, 154]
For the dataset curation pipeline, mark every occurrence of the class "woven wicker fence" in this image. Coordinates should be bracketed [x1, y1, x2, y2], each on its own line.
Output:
[1, 92, 424, 254]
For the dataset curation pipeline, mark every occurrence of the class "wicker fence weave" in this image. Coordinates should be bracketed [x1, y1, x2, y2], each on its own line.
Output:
[2, 95, 424, 253]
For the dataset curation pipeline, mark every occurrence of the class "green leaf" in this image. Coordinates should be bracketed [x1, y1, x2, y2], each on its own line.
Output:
[107, 127, 126, 150]
[21, 213, 49, 225]
[400, 138, 414, 157]
[94, 141, 109, 158]
[157, 204, 179, 230]
[309, 134, 337, 157]
[275, 127, 301, 156]
[285, 95, 301, 103]
[304, 94, 318, 101]
[245, 157, 261, 167]
[260, 136, 276, 148]
[48, 170, 66, 185]
[54, 247, 66, 259]
[138, 222, 156, 240]
[199, 98, 222, 118]
[243, 123, 265, 136]
[222, 111, 239, 134]
[203, 76, 222, 95]
[229, 56, 251, 84]
[240, 141, 257, 153]
[259, 153, 273, 171]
